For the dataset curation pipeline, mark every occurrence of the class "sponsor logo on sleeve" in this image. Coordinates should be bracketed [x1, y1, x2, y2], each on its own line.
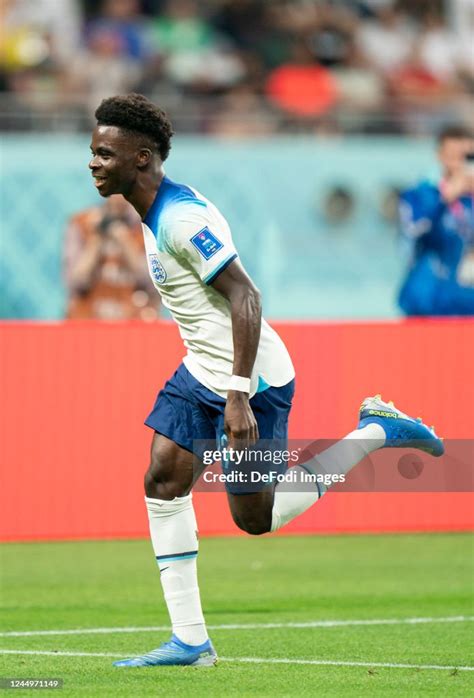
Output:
[148, 254, 167, 284]
[190, 227, 224, 260]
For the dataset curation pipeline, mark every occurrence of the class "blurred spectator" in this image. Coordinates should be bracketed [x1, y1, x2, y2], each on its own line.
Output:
[251, 3, 294, 69]
[62, 24, 143, 121]
[451, 0, 474, 85]
[64, 196, 159, 320]
[265, 42, 339, 121]
[211, 0, 267, 51]
[398, 125, 474, 316]
[306, 3, 356, 68]
[0, 0, 82, 125]
[207, 83, 278, 137]
[85, 0, 153, 61]
[1, 0, 82, 68]
[150, 0, 244, 92]
[0, 0, 471, 136]
[388, 38, 464, 136]
[151, 0, 212, 54]
[331, 42, 385, 130]
[356, 3, 414, 75]
[417, 10, 457, 83]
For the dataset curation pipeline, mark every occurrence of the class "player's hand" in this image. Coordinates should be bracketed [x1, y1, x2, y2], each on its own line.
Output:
[224, 391, 259, 450]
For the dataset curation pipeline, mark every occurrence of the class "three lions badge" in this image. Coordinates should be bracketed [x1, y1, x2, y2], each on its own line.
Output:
[148, 254, 167, 284]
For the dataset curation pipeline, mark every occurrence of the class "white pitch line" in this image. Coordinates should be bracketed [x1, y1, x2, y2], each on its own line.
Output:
[221, 657, 474, 672]
[0, 616, 472, 638]
[0, 649, 472, 672]
[0, 650, 120, 658]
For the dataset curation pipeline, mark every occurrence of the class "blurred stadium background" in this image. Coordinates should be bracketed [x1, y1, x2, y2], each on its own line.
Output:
[1, 0, 473, 562]
[1, 0, 473, 320]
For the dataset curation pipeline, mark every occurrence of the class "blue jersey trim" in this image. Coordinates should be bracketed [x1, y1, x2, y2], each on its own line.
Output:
[204, 253, 238, 285]
[143, 176, 207, 249]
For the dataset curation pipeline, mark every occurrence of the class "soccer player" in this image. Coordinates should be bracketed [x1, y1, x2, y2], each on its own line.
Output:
[89, 94, 443, 668]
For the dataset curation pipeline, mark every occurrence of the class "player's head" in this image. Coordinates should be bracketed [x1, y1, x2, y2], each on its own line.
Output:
[437, 124, 474, 177]
[89, 93, 174, 197]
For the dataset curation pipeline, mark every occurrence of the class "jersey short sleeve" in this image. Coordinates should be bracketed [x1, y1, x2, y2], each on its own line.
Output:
[165, 203, 238, 285]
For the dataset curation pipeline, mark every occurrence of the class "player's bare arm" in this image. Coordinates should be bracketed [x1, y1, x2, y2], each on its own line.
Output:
[211, 259, 262, 449]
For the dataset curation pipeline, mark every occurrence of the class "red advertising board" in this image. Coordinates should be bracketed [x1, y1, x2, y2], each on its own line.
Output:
[1, 320, 472, 540]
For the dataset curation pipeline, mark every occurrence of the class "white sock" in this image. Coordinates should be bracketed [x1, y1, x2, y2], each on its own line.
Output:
[271, 423, 385, 532]
[145, 494, 208, 646]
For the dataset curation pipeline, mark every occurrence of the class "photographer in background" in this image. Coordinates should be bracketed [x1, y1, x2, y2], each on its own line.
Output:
[398, 124, 474, 316]
[64, 195, 159, 320]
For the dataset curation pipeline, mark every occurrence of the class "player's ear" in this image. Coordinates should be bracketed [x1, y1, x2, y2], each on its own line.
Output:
[136, 148, 152, 169]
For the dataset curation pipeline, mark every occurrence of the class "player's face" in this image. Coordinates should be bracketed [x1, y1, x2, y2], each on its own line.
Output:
[438, 138, 473, 177]
[89, 125, 138, 197]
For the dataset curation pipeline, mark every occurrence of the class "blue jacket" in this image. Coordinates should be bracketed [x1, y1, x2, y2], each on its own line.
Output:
[398, 179, 474, 315]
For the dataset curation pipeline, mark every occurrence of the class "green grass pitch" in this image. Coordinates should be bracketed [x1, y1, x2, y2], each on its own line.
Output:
[1, 533, 473, 696]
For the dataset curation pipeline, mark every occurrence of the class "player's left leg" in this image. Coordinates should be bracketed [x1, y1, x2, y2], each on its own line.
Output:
[228, 392, 444, 535]
[227, 489, 275, 535]
[227, 422, 384, 535]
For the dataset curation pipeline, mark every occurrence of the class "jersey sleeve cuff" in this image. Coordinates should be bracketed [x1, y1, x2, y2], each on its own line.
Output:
[203, 253, 238, 285]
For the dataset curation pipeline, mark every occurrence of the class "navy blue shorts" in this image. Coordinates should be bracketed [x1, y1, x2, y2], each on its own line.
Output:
[145, 363, 295, 494]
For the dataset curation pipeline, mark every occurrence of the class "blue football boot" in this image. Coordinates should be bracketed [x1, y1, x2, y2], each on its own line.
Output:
[358, 395, 444, 457]
[113, 634, 217, 668]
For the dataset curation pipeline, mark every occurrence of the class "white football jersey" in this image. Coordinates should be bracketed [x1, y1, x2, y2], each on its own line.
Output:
[141, 176, 295, 397]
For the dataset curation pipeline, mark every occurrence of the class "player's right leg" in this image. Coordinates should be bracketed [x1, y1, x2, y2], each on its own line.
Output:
[114, 434, 217, 668]
[114, 365, 217, 668]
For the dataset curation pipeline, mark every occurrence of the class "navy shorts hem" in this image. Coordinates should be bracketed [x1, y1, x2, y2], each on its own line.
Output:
[144, 422, 195, 456]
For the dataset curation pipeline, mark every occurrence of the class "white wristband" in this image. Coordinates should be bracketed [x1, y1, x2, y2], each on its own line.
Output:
[228, 375, 251, 393]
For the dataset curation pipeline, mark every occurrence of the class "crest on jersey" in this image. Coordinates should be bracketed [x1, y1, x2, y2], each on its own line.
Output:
[148, 254, 167, 284]
[190, 227, 223, 260]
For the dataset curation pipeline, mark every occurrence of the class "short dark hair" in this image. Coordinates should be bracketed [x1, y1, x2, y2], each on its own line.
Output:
[437, 124, 473, 145]
[95, 93, 174, 161]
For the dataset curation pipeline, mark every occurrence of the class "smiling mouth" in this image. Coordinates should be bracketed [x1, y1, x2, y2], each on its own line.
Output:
[93, 176, 107, 187]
